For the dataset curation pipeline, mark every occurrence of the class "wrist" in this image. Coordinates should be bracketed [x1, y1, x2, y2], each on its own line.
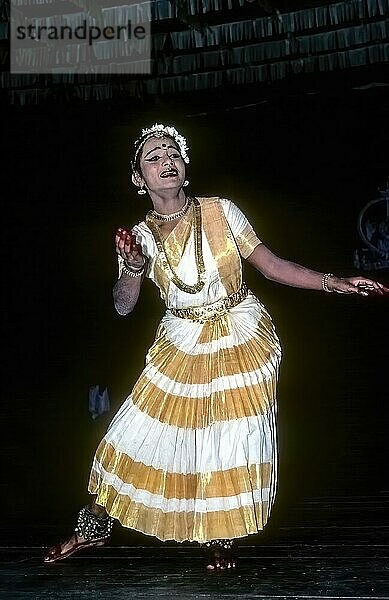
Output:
[122, 258, 145, 278]
[124, 259, 145, 272]
[321, 272, 334, 292]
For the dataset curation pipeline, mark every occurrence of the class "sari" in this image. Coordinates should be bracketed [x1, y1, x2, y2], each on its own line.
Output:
[88, 197, 281, 542]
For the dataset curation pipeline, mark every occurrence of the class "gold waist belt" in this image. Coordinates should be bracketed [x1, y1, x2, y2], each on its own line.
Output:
[169, 283, 249, 323]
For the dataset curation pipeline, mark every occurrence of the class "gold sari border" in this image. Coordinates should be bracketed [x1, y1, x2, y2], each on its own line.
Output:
[88, 480, 270, 542]
[132, 376, 278, 428]
[90, 440, 273, 500]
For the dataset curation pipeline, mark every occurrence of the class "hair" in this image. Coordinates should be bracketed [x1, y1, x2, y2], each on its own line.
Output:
[130, 124, 190, 176]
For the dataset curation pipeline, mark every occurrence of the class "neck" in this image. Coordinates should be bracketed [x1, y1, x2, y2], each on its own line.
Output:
[148, 189, 187, 215]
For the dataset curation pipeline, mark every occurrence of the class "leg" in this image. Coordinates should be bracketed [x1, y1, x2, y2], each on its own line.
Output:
[205, 539, 236, 571]
[89, 502, 108, 519]
[43, 500, 113, 564]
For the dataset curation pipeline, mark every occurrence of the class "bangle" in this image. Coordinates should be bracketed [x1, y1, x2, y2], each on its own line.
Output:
[321, 272, 334, 292]
[122, 261, 145, 278]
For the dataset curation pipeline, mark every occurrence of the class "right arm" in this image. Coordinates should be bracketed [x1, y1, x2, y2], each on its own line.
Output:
[113, 228, 147, 316]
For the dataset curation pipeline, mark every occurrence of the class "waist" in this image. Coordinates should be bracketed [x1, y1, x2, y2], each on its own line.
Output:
[169, 283, 249, 323]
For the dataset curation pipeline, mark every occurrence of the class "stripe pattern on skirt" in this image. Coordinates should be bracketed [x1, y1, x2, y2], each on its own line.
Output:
[88, 293, 282, 542]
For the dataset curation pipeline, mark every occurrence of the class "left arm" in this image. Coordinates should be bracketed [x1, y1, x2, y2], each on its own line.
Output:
[247, 243, 387, 295]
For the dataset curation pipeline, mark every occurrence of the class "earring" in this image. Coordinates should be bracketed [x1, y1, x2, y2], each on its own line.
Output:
[183, 180, 189, 187]
[138, 186, 146, 195]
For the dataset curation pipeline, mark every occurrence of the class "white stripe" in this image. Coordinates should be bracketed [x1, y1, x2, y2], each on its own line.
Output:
[91, 461, 270, 513]
[105, 398, 277, 474]
[161, 294, 270, 356]
[143, 359, 277, 398]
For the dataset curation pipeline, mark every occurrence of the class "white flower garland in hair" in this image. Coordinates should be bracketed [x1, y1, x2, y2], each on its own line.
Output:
[133, 123, 190, 167]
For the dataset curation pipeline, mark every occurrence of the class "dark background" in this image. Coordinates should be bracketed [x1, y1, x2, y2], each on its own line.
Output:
[2, 81, 388, 546]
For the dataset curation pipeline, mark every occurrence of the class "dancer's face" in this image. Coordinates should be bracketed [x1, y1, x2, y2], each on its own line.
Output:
[134, 136, 186, 193]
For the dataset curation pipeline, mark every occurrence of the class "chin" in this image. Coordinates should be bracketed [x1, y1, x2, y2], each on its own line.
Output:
[158, 179, 183, 189]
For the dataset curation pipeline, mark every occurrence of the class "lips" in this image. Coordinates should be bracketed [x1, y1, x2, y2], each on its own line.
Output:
[160, 168, 178, 178]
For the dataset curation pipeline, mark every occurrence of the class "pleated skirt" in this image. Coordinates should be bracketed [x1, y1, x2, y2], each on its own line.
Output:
[88, 292, 282, 542]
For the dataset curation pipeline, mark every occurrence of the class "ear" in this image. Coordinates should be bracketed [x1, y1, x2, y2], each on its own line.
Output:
[132, 171, 144, 188]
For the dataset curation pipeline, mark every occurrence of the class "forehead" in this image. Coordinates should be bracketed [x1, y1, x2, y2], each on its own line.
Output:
[141, 135, 179, 156]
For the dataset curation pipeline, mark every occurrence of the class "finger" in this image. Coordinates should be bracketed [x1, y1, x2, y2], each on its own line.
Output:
[128, 241, 142, 258]
[356, 288, 369, 297]
[116, 228, 128, 244]
[339, 283, 359, 294]
[374, 282, 389, 294]
[124, 234, 133, 252]
[360, 279, 381, 290]
[116, 236, 125, 254]
[115, 228, 124, 247]
[117, 232, 128, 258]
[357, 281, 384, 295]
[116, 227, 128, 241]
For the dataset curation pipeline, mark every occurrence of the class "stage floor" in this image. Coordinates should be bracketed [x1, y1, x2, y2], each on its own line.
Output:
[2, 494, 389, 599]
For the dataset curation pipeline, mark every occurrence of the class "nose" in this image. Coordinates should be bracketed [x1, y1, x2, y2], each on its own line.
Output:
[162, 151, 174, 166]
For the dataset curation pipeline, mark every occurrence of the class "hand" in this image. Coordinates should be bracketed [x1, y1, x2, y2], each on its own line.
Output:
[115, 227, 146, 270]
[328, 275, 389, 296]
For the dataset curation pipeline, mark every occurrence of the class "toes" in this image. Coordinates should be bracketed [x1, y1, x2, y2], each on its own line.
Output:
[44, 547, 57, 561]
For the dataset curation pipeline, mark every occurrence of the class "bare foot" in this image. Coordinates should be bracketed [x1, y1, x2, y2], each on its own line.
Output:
[206, 549, 237, 571]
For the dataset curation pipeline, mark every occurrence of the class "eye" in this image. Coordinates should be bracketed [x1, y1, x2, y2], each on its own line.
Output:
[146, 155, 160, 162]
[170, 152, 181, 159]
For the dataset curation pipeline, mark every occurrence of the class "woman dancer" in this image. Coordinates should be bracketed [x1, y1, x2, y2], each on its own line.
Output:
[44, 123, 387, 570]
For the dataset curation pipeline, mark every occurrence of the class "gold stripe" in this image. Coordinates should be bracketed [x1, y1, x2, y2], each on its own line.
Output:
[88, 479, 270, 542]
[201, 198, 242, 295]
[197, 313, 231, 344]
[236, 223, 262, 259]
[90, 441, 272, 500]
[132, 374, 277, 429]
[163, 205, 193, 265]
[152, 204, 194, 299]
[148, 310, 279, 385]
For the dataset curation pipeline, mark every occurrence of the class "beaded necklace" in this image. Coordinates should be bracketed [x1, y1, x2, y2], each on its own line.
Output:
[149, 197, 191, 222]
[146, 197, 206, 294]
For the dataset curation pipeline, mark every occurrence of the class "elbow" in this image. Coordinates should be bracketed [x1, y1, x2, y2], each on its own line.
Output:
[115, 305, 131, 317]
[113, 299, 134, 316]
[262, 270, 277, 282]
[112, 289, 134, 316]
[261, 256, 287, 283]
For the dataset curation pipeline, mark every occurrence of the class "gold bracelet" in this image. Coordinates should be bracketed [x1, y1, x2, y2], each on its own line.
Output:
[321, 272, 334, 292]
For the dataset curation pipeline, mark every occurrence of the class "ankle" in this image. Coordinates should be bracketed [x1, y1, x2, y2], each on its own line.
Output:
[74, 505, 113, 541]
[89, 503, 108, 519]
[205, 539, 234, 551]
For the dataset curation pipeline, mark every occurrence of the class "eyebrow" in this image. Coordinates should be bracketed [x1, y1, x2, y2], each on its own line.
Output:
[144, 145, 179, 158]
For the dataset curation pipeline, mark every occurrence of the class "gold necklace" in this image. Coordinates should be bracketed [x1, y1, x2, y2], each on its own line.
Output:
[146, 197, 206, 294]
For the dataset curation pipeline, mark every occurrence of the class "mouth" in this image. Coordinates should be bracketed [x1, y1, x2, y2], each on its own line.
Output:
[160, 168, 178, 178]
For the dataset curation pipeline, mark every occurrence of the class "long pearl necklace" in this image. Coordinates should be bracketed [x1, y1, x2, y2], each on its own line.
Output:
[146, 197, 206, 294]
[149, 197, 191, 222]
